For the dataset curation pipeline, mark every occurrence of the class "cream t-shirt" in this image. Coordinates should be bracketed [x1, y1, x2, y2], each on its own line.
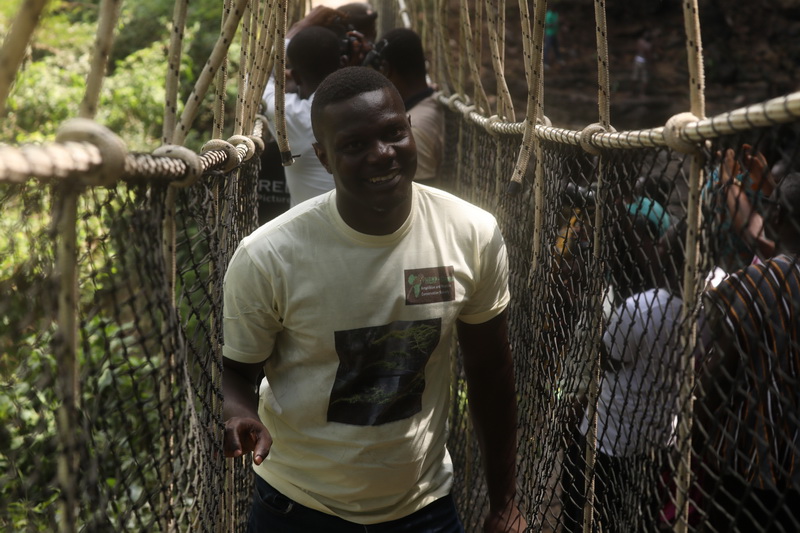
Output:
[223, 184, 509, 523]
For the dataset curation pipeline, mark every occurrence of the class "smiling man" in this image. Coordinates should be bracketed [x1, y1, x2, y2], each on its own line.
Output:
[222, 66, 525, 533]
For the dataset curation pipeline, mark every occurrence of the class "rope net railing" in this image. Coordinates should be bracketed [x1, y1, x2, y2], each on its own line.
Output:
[2, 0, 800, 532]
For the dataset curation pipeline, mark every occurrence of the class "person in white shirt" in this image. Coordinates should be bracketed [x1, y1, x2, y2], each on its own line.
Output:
[224, 66, 525, 532]
[262, 24, 342, 207]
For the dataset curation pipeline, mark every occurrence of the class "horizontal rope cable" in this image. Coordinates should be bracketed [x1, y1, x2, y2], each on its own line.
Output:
[3, 91, 797, 186]
[441, 90, 800, 149]
[0, 116, 267, 185]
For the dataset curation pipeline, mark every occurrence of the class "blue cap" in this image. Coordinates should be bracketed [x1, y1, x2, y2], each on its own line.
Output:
[626, 196, 671, 237]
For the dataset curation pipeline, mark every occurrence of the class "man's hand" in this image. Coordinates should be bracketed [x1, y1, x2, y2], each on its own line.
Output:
[224, 416, 273, 465]
[483, 502, 527, 533]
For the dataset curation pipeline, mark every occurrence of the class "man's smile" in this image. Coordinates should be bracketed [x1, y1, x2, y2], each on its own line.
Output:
[367, 171, 402, 186]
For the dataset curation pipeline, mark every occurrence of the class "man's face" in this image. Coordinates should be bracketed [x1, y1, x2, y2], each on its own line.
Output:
[313, 87, 417, 234]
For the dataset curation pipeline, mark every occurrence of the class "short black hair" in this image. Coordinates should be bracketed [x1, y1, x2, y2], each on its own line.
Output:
[338, 2, 378, 37]
[379, 28, 427, 80]
[286, 26, 341, 82]
[311, 66, 397, 138]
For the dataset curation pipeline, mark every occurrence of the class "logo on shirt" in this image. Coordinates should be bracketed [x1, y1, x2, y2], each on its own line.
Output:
[405, 266, 455, 305]
[328, 319, 441, 426]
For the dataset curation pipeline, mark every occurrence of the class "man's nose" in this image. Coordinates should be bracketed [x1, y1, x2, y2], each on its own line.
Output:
[368, 140, 395, 162]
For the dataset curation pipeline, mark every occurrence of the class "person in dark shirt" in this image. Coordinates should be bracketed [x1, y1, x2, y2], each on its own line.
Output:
[697, 171, 800, 532]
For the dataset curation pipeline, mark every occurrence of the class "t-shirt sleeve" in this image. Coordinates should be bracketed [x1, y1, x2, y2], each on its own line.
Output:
[458, 222, 511, 324]
[222, 243, 283, 363]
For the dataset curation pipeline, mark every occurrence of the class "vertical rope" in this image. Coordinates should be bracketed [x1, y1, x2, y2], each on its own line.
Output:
[508, 0, 544, 282]
[53, 2, 123, 528]
[675, 1, 707, 531]
[79, 0, 123, 120]
[163, 0, 190, 145]
[594, 1, 611, 130]
[254, 0, 279, 123]
[240, 0, 266, 135]
[0, 0, 49, 114]
[213, 0, 233, 140]
[234, 1, 255, 136]
[483, 0, 511, 202]
[274, 0, 294, 166]
[172, 0, 249, 146]
[484, 0, 513, 120]
[581, 2, 614, 531]
[53, 182, 79, 533]
[396, 0, 413, 30]
[434, 0, 456, 95]
[459, 0, 490, 115]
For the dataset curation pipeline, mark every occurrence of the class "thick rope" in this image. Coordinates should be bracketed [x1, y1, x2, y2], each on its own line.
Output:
[79, 0, 123, 120]
[506, 0, 541, 195]
[274, 0, 294, 166]
[172, 0, 249, 146]
[484, 0, 514, 121]
[396, 0, 413, 30]
[579, 3, 615, 529]
[458, 0, 490, 115]
[164, 0, 190, 144]
[0, 0, 49, 115]
[593, 0, 611, 129]
[2, 89, 797, 187]
[674, 0, 708, 530]
[213, 0, 233, 140]
[434, 0, 457, 96]
[439, 91, 800, 148]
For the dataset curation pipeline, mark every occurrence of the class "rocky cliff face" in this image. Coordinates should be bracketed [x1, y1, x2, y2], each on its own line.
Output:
[472, 0, 800, 130]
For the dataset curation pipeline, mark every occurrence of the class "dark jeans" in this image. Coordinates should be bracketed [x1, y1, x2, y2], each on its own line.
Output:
[247, 475, 466, 533]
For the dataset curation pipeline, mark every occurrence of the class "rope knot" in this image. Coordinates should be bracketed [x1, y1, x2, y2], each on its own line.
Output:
[201, 139, 239, 173]
[486, 114, 503, 137]
[663, 112, 701, 154]
[446, 93, 461, 112]
[154, 145, 203, 188]
[55, 118, 127, 186]
[228, 134, 257, 162]
[579, 123, 611, 156]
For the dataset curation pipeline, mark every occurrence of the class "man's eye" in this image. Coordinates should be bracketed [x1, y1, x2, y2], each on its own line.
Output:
[386, 127, 406, 140]
[343, 140, 365, 152]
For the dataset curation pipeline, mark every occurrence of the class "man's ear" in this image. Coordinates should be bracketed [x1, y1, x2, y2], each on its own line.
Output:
[313, 142, 332, 174]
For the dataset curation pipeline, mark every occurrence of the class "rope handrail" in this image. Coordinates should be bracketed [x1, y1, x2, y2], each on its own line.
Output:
[3, 89, 797, 187]
[440, 90, 800, 150]
[0, 116, 266, 185]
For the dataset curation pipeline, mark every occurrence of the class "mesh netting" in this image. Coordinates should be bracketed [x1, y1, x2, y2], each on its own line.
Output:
[2, 0, 800, 532]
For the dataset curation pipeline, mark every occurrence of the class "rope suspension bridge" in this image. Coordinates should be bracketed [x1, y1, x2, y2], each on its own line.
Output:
[2, 0, 799, 531]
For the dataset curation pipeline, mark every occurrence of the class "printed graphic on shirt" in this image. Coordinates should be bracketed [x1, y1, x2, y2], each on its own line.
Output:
[405, 266, 455, 305]
[328, 319, 442, 426]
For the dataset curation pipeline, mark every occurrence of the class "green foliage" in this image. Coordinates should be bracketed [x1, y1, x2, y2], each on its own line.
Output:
[2, 54, 89, 144]
[0, 327, 60, 531]
[0, 314, 168, 531]
[98, 42, 169, 151]
[0, 2, 240, 528]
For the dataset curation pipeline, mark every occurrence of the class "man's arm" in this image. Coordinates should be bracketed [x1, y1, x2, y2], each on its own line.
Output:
[222, 357, 272, 465]
[457, 311, 527, 533]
